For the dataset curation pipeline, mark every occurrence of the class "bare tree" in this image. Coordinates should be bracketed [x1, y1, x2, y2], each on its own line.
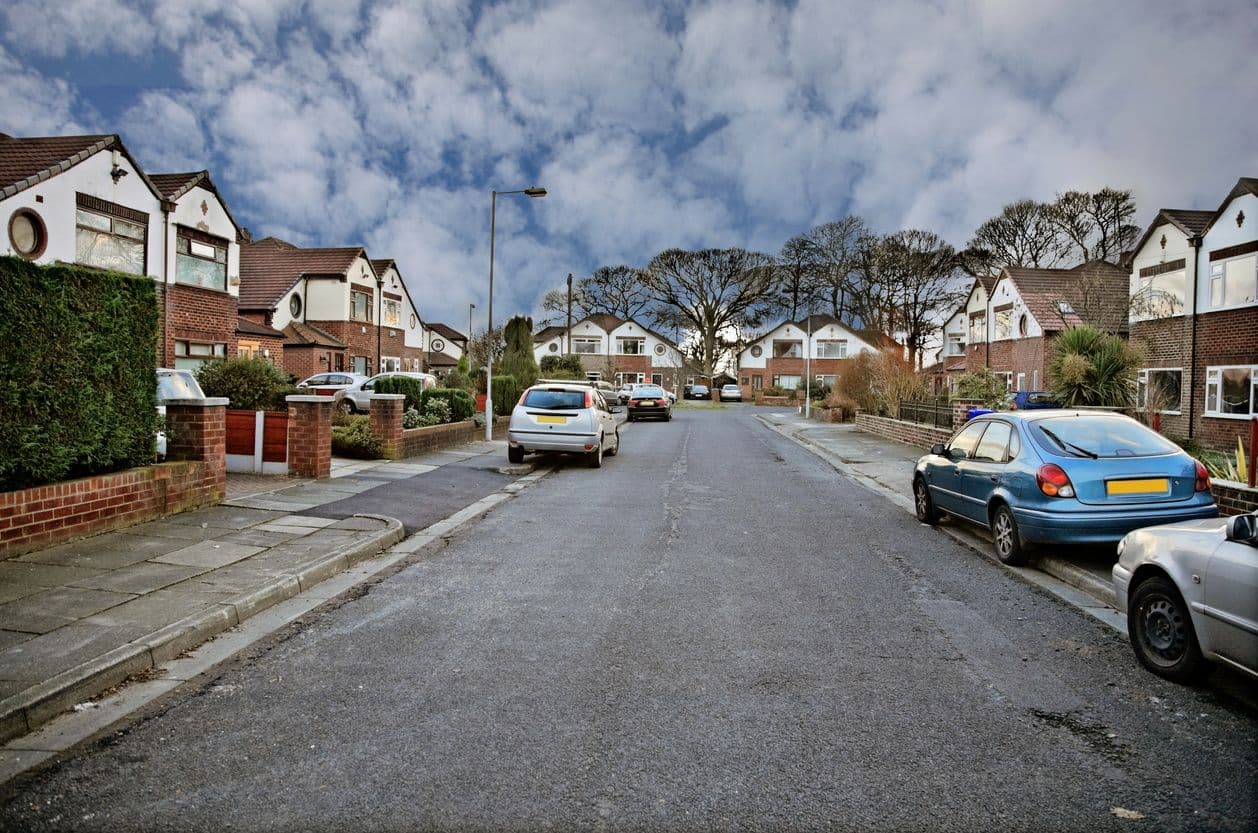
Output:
[1048, 188, 1139, 264]
[968, 198, 1068, 269]
[876, 229, 966, 369]
[806, 216, 867, 324]
[845, 230, 901, 339]
[541, 265, 655, 324]
[642, 248, 778, 378]
[775, 235, 824, 321]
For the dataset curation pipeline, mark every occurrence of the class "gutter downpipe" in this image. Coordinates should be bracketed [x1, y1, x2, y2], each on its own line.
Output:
[161, 201, 173, 367]
[1187, 235, 1202, 440]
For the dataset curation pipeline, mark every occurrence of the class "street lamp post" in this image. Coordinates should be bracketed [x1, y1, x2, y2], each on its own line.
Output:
[375, 274, 384, 375]
[468, 303, 476, 346]
[486, 186, 547, 441]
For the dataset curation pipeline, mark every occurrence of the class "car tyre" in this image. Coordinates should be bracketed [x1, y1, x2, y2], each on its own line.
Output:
[665, 411, 672, 421]
[338, 399, 356, 415]
[588, 438, 603, 468]
[507, 445, 524, 464]
[606, 430, 619, 457]
[990, 504, 1026, 565]
[1129, 576, 1206, 683]
[913, 477, 939, 525]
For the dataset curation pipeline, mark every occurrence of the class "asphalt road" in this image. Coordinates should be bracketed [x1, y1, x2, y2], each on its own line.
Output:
[1, 405, 1254, 832]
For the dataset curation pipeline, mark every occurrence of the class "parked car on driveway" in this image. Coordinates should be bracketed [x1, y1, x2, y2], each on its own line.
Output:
[508, 383, 619, 467]
[332, 372, 437, 414]
[156, 368, 206, 460]
[1113, 511, 1258, 682]
[626, 384, 672, 422]
[296, 372, 367, 395]
[912, 410, 1218, 565]
[719, 384, 742, 402]
[687, 384, 710, 400]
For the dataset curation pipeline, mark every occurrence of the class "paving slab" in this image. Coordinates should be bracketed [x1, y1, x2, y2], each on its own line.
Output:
[0, 622, 152, 682]
[0, 582, 43, 606]
[0, 562, 108, 589]
[13, 531, 189, 569]
[162, 505, 281, 529]
[153, 541, 265, 570]
[0, 632, 33, 653]
[67, 562, 208, 595]
[0, 587, 135, 635]
[81, 587, 234, 631]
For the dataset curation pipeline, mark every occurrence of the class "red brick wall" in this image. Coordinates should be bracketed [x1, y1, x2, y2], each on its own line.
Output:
[967, 336, 1050, 387]
[1194, 308, 1258, 449]
[753, 357, 849, 394]
[287, 398, 333, 478]
[1130, 316, 1193, 439]
[855, 413, 952, 449]
[1212, 480, 1258, 516]
[369, 395, 406, 458]
[156, 283, 239, 367]
[316, 320, 383, 374]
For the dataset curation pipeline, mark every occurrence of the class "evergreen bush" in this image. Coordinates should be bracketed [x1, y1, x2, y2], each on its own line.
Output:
[373, 376, 425, 411]
[491, 375, 522, 417]
[330, 416, 383, 458]
[195, 357, 293, 411]
[420, 388, 474, 423]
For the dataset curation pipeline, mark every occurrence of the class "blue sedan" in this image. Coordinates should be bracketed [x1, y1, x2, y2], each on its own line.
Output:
[912, 410, 1218, 565]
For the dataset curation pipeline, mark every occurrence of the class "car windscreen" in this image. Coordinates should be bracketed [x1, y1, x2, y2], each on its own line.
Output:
[632, 387, 665, 398]
[522, 389, 587, 410]
[157, 372, 204, 402]
[1029, 415, 1179, 459]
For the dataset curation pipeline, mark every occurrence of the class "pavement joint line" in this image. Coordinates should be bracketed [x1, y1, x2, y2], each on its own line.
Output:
[0, 461, 555, 782]
[757, 414, 1126, 636]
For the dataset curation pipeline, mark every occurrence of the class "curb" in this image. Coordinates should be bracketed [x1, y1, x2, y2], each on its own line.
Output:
[759, 416, 1122, 619]
[0, 513, 404, 746]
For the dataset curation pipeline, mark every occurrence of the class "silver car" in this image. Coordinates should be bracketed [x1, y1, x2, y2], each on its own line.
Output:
[296, 372, 368, 394]
[507, 383, 620, 467]
[156, 368, 206, 459]
[332, 372, 437, 414]
[1113, 511, 1258, 682]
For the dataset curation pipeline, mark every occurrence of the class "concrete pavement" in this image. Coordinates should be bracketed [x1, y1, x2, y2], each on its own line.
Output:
[757, 411, 1126, 631]
[0, 441, 529, 755]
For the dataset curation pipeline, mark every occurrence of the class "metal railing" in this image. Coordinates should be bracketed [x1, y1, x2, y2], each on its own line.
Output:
[898, 398, 953, 429]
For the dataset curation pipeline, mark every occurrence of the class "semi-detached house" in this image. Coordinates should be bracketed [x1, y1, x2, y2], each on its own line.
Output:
[533, 314, 695, 390]
[736, 315, 894, 398]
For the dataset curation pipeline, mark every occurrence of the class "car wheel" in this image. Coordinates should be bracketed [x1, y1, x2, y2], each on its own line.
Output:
[588, 437, 603, 468]
[990, 504, 1026, 565]
[337, 399, 356, 415]
[913, 477, 939, 525]
[1129, 576, 1206, 682]
[606, 430, 619, 457]
[628, 415, 635, 422]
[507, 445, 524, 464]
[665, 411, 672, 421]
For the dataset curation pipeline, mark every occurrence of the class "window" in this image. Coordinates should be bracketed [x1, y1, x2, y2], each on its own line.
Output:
[175, 229, 227, 290]
[174, 340, 226, 370]
[945, 333, 965, 356]
[816, 374, 836, 387]
[548, 342, 559, 352]
[290, 293, 303, 318]
[351, 355, 369, 375]
[617, 338, 645, 355]
[969, 314, 986, 342]
[750, 345, 763, 358]
[75, 195, 146, 275]
[1017, 314, 1029, 336]
[773, 340, 802, 358]
[973, 421, 1013, 463]
[617, 372, 644, 384]
[351, 290, 373, 322]
[8, 208, 47, 259]
[651, 373, 663, 385]
[947, 421, 988, 459]
[654, 344, 666, 356]
[1132, 260, 1186, 320]
[381, 357, 400, 372]
[1208, 253, 1257, 309]
[238, 340, 260, 360]
[993, 306, 1012, 340]
[573, 337, 599, 354]
[383, 299, 401, 327]
[1204, 366, 1258, 417]
[1015, 373, 1026, 392]
[772, 375, 801, 389]
[1137, 369, 1183, 414]
[752, 375, 763, 390]
[816, 340, 847, 359]
[996, 371, 1012, 391]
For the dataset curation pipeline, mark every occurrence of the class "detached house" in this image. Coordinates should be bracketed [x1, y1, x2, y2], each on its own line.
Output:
[1128, 177, 1258, 447]
[736, 315, 893, 396]
[533, 315, 692, 389]
[964, 261, 1129, 392]
[1, 133, 248, 368]
[425, 323, 468, 376]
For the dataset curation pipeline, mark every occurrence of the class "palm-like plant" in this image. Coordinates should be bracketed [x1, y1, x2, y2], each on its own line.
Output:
[1047, 325, 1142, 407]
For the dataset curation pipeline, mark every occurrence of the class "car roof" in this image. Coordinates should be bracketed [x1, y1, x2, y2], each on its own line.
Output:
[526, 382, 592, 392]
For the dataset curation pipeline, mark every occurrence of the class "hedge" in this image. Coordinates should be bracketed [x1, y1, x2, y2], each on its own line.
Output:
[491, 375, 522, 417]
[420, 387, 474, 423]
[196, 357, 295, 411]
[373, 376, 425, 411]
[0, 257, 159, 491]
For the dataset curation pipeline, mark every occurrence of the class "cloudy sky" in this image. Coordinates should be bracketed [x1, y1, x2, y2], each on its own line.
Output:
[3, 0, 1255, 330]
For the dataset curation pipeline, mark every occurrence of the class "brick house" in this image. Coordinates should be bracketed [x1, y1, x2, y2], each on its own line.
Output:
[1128, 177, 1258, 448]
[240, 238, 425, 379]
[425, 323, 468, 377]
[370, 259, 427, 372]
[533, 314, 694, 391]
[736, 315, 892, 397]
[964, 261, 1129, 392]
[927, 305, 969, 395]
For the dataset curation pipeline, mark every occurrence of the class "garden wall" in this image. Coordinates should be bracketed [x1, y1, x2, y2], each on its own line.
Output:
[855, 413, 952, 449]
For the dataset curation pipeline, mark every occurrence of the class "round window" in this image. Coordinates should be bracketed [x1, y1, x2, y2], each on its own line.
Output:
[1018, 314, 1028, 336]
[289, 293, 302, 318]
[654, 344, 666, 355]
[8, 209, 47, 259]
[750, 345, 763, 358]
[409, 314, 417, 329]
[549, 343, 559, 352]
[431, 338, 445, 353]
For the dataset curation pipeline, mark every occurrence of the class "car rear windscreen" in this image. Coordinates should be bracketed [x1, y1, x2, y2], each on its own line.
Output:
[1030, 416, 1179, 458]
[633, 387, 665, 398]
[523, 389, 586, 410]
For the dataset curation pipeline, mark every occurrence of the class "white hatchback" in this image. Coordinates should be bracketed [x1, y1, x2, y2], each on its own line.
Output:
[507, 383, 620, 467]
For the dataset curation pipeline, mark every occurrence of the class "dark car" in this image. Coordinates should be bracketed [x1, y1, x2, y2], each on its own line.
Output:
[1013, 390, 1060, 410]
[687, 384, 710, 400]
[627, 385, 672, 421]
[912, 410, 1217, 565]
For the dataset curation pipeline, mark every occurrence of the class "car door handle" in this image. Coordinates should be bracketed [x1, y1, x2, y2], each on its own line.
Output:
[989, 475, 999, 482]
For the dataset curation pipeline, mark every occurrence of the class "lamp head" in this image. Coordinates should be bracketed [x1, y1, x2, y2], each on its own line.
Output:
[523, 187, 547, 198]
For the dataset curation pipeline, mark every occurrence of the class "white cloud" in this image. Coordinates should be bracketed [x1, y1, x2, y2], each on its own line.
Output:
[0, 47, 88, 135]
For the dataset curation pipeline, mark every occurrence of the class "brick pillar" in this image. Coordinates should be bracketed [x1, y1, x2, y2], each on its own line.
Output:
[951, 398, 983, 428]
[287, 395, 335, 478]
[165, 398, 229, 500]
[370, 394, 406, 459]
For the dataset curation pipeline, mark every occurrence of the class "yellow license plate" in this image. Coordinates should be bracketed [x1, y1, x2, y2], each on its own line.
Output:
[1106, 478, 1169, 495]
[536, 415, 567, 424]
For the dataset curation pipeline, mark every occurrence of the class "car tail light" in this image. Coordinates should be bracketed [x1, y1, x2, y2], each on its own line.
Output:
[517, 390, 527, 405]
[585, 390, 593, 408]
[1036, 464, 1075, 498]
[1194, 459, 1211, 492]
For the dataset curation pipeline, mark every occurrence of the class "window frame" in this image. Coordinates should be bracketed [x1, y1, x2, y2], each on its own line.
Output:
[772, 374, 802, 389]
[815, 339, 847, 359]
[350, 289, 373, 323]
[572, 337, 600, 354]
[616, 337, 645, 355]
[382, 298, 402, 327]
[1203, 365, 1258, 419]
[968, 313, 986, 343]
[1207, 251, 1258, 311]
[1137, 367, 1184, 415]
[174, 227, 228, 291]
[74, 194, 148, 276]
[772, 340, 802, 359]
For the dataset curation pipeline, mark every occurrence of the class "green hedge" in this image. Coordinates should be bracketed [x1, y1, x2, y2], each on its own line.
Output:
[196, 357, 294, 411]
[491, 375, 522, 417]
[0, 257, 159, 491]
[420, 387, 474, 423]
[331, 416, 383, 458]
[373, 376, 425, 411]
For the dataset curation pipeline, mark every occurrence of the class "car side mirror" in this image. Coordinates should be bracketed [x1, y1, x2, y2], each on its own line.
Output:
[930, 443, 947, 457]
[1226, 514, 1258, 545]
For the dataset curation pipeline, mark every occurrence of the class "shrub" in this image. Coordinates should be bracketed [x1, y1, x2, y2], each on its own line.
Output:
[331, 416, 383, 459]
[423, 398, 452, 425]
[955, 368, 1010, 409]
[839, 350, 925, 416]
[763, 386, 790, 397]
[196, 357, 293, 411]
[373, 376, 425, 411]
[420, 387, 474, 423]
[539, 354, 585, 377]
[499, 316, 539, 388]
[1047, 325, 1142, 407]
[0, 257, 159, 491]
[822, 392, 859, 421]
[491, 375, 522, 417]
[403, 407, 423, 429]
